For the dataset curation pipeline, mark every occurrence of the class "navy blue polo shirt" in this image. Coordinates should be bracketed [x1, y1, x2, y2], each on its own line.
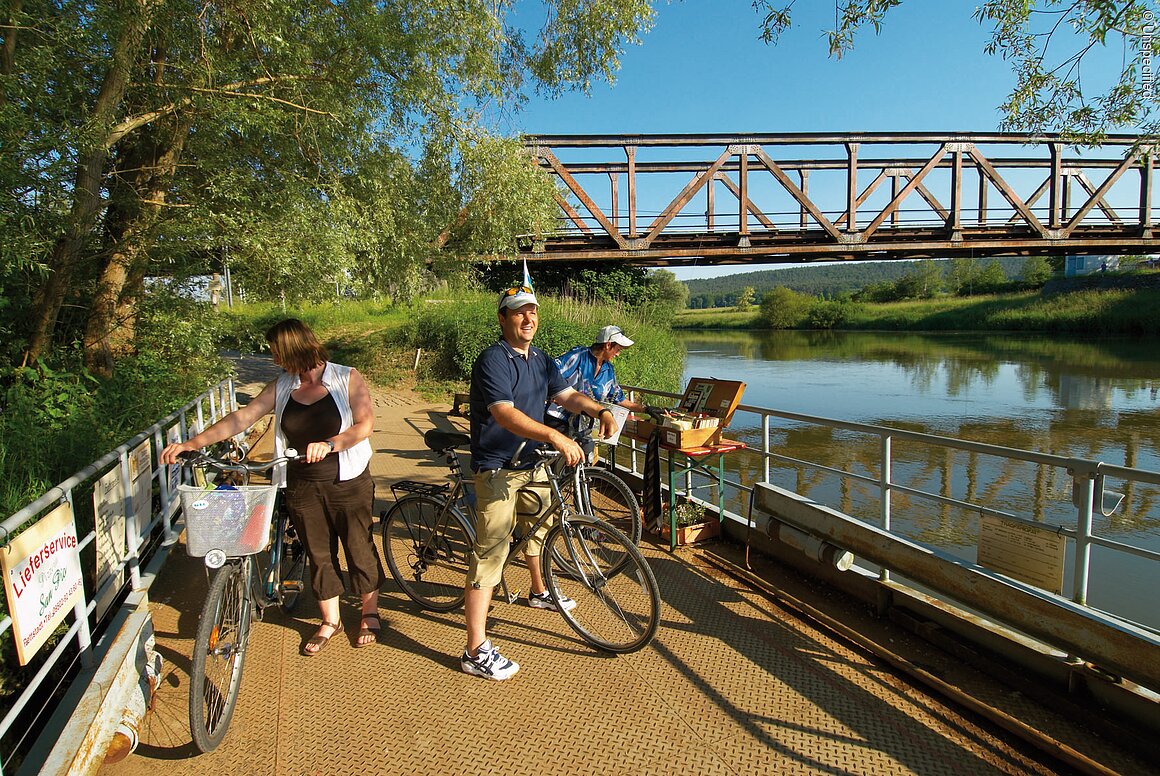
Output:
[470, 339, 571, 472]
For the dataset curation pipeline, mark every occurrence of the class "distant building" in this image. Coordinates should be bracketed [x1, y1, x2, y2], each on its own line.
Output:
[1064, 255, 1118, 277]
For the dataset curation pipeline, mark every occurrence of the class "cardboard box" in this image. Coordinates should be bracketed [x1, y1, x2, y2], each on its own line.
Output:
[624, 378, 745, 449]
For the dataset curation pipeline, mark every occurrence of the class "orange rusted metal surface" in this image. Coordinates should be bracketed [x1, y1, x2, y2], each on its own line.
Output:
[96, 378, 1156, 775]
[519, 133, 1159, 266]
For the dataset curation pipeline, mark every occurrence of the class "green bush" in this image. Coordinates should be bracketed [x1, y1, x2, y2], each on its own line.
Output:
[759, 286, 810, 329]
[401, 293, 684, 394]
[0, 296, 228, 517]
[806, 298, 858, 329]
[1020, 256, 1053, 288]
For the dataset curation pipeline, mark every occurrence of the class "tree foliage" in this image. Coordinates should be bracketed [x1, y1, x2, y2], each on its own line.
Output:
[894, 260, 944, 299]
[752, 1, 1158, 141]
[1, 0, 656, 369]
[946, 258, 984, 296]
[735, 286, 755, 311]
[759, 286, 810, 329]
[686, 257, 1029, 307]
[1021, 255, 1055, 287]
[478, 262, 687, 322]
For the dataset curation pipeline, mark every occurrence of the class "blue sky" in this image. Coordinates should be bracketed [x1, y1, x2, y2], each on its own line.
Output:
[500, 2, 1139, 280]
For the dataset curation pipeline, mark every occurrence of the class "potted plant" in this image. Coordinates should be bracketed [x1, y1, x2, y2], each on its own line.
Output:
[660, 498, 720, 546]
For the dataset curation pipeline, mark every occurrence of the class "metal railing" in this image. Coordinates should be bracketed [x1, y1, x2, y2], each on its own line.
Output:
[0, 379, 237, 775]
[620, 385, 1160, 687]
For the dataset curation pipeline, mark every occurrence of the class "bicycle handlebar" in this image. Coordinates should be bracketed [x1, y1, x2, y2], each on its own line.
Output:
[177, 447, 304, 473]
[509, 441, 561, 470]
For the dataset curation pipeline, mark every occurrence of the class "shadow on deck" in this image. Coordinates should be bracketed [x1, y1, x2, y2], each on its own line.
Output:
[97, 386, 1155, 776]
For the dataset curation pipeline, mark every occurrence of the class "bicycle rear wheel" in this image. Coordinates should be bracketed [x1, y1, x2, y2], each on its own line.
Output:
[189, 559, 252, 752]
[542, 515, 660, 653]
[577, 467, 642, 545]
[381, 495, 471, 611]
[278, 514, 307, 613]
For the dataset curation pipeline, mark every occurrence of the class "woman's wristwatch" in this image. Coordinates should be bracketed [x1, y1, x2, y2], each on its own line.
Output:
[324, 439, 335, 452]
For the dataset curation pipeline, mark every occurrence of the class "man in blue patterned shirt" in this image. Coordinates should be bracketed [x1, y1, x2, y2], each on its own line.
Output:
[547, 325, 649, 432]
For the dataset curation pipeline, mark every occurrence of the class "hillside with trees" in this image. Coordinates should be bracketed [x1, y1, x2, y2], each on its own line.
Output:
[685, 258, 1031, 308]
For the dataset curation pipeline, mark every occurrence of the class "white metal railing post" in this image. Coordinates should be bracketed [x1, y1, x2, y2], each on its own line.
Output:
[65, 488, 95, 670]
[154, 425, 179, 545]
[880, 434, 892, 583]
[762, 413, 770, 484]
[118, 450, 142, 590]
[1073, 475, 1096, 606]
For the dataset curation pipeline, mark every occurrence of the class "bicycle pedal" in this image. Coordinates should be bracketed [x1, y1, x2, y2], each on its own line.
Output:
[505, 588, 522, 604]
[281, 581, 303, 592]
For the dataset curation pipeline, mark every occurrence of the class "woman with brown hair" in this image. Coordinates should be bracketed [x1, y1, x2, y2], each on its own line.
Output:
[161, 318, 385, 654]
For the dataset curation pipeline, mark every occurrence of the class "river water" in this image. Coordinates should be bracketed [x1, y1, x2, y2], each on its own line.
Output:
[673, 330, 1160, 630]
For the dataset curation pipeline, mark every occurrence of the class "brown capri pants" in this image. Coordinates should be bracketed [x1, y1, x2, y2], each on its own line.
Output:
[467, 467, 553, 590]
[283, 468, 385, 601]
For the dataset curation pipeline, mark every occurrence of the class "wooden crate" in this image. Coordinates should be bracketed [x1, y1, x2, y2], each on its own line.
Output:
[624, 378, 745, 449]
[676, 378, 745, 426]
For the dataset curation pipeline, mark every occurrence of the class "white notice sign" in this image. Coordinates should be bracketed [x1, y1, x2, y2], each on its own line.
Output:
[1, 502, 84, 665]
[165, 425, 183, 518]
[93, 467, 127, 620]
[977, 514, 1067, 594]
[128, 440, 153, 540]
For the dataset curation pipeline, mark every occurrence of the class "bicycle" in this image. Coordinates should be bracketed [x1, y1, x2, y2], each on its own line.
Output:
[554, 425, 643, 545]
[175, 446, 308, 753]
[380, 429, 660, 653]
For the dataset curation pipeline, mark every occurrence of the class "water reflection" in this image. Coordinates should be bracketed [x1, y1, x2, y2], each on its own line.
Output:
[673, 330, 1160, 629]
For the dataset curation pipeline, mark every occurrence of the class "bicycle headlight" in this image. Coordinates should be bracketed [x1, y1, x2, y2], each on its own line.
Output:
[204, 548, 227, 569]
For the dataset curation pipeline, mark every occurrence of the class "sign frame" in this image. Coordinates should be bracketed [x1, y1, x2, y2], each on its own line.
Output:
[1, 502, 84, 665]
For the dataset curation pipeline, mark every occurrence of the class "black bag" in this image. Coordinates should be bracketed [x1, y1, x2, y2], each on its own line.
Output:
[643, 428, 662, 533]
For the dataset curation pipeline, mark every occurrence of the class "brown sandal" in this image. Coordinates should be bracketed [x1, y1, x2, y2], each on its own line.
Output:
[355, 614, 381, 648]
[303, 620, 341, 656]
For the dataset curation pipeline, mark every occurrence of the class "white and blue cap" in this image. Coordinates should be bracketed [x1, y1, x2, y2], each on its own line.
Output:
[595, 325, 634, 347]
[498, 285, 538, 311]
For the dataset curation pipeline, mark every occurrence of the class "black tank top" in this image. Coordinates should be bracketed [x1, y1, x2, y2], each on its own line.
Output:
[282, 392, 341, 482]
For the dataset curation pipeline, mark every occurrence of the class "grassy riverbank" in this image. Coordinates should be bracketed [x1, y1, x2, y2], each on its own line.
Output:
[675, 278, 1160, 336]
[218, 292, 686, 397]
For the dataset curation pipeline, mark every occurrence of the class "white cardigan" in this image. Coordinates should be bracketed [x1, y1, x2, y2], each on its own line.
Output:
[271, 362, 372, 486]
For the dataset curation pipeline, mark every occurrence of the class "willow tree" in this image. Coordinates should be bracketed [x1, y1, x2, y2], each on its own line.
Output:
[2, 0, 655, 372]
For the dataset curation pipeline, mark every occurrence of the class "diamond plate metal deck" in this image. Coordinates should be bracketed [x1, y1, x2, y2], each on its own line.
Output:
[98, 380, 1156, 776]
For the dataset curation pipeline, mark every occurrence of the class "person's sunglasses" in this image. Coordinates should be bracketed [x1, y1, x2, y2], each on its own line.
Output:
[503, 285, 534, 296]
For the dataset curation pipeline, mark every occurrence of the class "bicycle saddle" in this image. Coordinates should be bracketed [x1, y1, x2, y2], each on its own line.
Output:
[424, 429, 470, 452]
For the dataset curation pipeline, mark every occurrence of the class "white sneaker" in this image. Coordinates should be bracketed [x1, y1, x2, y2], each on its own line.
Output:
[529, 590, 577, 612]
[461, 640, 520, 681]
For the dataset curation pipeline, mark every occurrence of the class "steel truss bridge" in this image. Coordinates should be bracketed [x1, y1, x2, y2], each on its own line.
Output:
[521, 132, 1160, 266]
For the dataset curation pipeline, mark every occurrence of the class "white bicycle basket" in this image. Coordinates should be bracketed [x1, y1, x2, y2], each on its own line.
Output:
[179, 484, 278, 557]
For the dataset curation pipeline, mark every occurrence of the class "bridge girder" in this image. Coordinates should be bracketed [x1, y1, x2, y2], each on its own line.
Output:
[520, 132, 1158, 266]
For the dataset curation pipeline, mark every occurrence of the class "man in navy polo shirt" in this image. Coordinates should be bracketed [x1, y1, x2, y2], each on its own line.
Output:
[461, 286, 617, 681]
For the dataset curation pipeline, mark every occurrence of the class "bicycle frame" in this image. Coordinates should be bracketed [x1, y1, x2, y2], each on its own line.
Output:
[384, 430, 661, 653]
[392, 439, 583, 572]
[179, 449, 303, 612]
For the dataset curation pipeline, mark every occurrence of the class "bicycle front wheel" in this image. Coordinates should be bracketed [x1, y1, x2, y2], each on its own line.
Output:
[382, 495, 471, 611]
[542, 515, 660, 653]
[578, 467, 642, 545]
[189, 559, 253, 752]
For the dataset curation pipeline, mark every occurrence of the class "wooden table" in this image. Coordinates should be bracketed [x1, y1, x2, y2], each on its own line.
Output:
[661, 438, 746, 551]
